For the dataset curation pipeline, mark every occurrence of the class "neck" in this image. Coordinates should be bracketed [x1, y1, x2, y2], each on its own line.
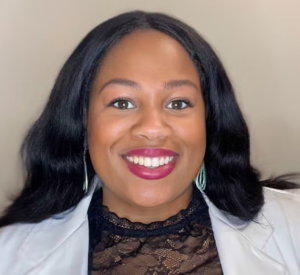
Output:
[102, 186, 193, 224]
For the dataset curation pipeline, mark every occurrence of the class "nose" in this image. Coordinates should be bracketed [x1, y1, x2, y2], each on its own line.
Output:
[131, 107, 171, 142]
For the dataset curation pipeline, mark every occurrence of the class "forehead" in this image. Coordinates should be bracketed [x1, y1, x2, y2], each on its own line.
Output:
[95, 30, 200, 87]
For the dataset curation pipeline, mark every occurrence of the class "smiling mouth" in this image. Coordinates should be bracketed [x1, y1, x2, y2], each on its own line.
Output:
[123, 155, 177, 180]
[124, 155, 175, 169]
[122, 148, 178, 180]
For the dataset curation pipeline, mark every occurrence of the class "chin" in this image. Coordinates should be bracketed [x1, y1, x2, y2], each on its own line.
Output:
[126, 186, 174, 208]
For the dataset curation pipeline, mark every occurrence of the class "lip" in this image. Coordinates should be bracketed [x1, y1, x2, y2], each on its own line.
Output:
[122, 148, 178, 180]
[124, 156, 177, 180]
[124, 148, 178, 158]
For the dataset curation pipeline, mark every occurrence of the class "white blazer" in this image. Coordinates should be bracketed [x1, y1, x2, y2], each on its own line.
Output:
[0, 183, 299, 275]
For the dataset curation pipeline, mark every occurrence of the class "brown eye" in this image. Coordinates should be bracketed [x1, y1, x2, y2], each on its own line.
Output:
[166, 100, 191, 110]
[111, 99, 135, 109]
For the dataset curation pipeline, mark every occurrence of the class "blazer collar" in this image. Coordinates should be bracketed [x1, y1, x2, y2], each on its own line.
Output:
[20, 178, 98, 268]
[202, 191, 286, 275]
[201, 191, 273, 250]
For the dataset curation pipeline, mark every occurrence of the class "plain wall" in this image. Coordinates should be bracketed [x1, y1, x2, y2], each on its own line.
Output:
[0, 0, 300, 211]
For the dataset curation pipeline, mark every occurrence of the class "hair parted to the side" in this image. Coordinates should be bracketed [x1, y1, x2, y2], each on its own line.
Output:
[0, 11, 298, 227]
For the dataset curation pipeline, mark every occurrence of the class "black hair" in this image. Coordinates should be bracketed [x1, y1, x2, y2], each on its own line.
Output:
[0, 11, 298, 227]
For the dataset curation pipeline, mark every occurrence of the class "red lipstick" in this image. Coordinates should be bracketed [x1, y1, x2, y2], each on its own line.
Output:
[123, 148, 178, 180]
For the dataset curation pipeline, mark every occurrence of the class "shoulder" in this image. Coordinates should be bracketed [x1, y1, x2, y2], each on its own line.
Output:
[0, 214, 88, 274]
[0, 192, 92, 274]
[0, 222, 38, 273]
[0, 222, 36, 247]
[261, 187, 300, 258]
[262, 187, 300, 223]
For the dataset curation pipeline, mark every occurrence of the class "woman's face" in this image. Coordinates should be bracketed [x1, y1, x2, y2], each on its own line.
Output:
[88, 30, 206, 214]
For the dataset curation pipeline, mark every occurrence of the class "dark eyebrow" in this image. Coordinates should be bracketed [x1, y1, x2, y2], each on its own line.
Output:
[99, 78, 141, 93]
[99, 78, 199, 93]
[163, 80, 199, 91]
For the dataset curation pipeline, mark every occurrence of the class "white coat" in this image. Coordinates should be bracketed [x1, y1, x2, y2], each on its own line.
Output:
[0, 182, 299, 275]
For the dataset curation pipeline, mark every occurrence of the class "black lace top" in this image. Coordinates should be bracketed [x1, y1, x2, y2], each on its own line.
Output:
[88, 185, 223, 275]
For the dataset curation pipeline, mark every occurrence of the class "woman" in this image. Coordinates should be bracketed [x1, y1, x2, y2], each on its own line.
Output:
[0, 11, 299, 275]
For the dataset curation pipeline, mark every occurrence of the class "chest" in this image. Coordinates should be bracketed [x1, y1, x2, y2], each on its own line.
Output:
[89, 226, 222, 274]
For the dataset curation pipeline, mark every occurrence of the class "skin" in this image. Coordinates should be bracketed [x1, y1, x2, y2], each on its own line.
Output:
[88, 30, 206, 223]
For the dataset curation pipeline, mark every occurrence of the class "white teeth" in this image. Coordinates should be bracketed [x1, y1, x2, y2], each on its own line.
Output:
[126, 155, 175, 168]
[152, 158, 159, 167]
[159, 157, 165, 165]
[138, 157, 144, 165]
[144, 157, 151, 167]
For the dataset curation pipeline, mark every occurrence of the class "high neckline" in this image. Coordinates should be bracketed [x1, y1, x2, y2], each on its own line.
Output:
[88, 185, 211, 240]
[101, 186, 201, 231]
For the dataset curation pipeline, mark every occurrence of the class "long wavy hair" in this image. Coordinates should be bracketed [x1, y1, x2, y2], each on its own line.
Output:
[0, 11, 297, 227]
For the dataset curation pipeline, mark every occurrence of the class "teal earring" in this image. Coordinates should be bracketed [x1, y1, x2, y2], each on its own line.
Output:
[194, 163, 206, 191]
[83, 137, 89, 193]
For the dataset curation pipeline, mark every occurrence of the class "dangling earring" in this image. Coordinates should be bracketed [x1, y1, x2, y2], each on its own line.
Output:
[83, 136, 89, 193]
[194, 163, 206, 191]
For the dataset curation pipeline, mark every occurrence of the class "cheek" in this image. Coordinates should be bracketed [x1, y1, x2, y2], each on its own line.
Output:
[173, 114, 206, 151]
[87, 113, 127, 180]
[87, 107, 136, 171]
[174, 116, 206, 179]
[88, 114, 124, 152]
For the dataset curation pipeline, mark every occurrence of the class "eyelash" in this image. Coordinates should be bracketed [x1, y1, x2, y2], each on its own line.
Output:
[167, 98, 193, 109]
[108, 97, 194, 110]
[108, 97, 134, 109]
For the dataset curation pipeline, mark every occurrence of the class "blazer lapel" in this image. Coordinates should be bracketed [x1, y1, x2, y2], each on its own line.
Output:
[204, 194, 287, 275]
[18, 180, 99, 275]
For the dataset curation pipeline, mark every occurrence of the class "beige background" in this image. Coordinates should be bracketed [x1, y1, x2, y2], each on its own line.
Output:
[0, 0, 300, 212]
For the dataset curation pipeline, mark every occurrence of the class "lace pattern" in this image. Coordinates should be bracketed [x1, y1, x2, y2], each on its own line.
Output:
[88, 186, 223, 275]
[100, 190, 201, 231]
